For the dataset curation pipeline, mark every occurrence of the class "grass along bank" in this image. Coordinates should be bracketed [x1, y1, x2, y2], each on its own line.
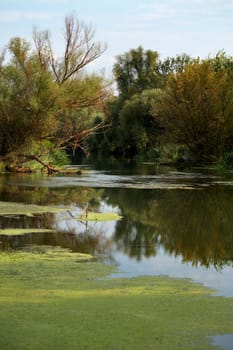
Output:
[0, 247, 232, 350]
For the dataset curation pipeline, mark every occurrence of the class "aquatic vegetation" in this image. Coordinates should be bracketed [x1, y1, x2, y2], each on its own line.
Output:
[0, 248, 232, 350]
[0, 229, 55, 236]
[78, 211, 122, 222]
[0, 201, 70, 216]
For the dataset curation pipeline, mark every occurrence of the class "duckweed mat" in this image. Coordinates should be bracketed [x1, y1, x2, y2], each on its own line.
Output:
[0, 247, 232, 350]
[0, 201, 69, 216]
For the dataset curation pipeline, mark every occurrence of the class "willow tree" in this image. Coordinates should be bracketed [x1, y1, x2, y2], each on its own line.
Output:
[0, 15, 108, 172]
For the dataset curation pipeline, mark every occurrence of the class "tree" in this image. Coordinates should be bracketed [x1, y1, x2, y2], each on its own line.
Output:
[161, 57, 233, 162]
[113, 49, 192, 99]
[106, 48, 192, 159]
[158, 53, 193, 86]
[33, 15, 106, 84]
[0, 15, 109, 172]
[158, 53, 192, 75]
[0, 37, 58, 159]
[118, 89, 164, 157]
[113, 46, 160, 99]
[99, 47, 164, 158]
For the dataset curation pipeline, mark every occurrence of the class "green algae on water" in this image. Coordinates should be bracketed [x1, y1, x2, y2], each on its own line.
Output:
[0, 229, 55, 236]
[0, 201, 70, 216]
[0, 246, 94, 262]
[78, 211, 122, 222]
[0, 248, 232, 350]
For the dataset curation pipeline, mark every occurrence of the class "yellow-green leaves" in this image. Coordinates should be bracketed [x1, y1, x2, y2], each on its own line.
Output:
[162, 57, 233, 161]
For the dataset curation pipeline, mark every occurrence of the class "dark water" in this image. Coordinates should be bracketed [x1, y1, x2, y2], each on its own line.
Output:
[1, 161, 233, 300]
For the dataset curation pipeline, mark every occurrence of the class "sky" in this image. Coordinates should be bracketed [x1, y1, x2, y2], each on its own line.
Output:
[0, 0, 233, 76]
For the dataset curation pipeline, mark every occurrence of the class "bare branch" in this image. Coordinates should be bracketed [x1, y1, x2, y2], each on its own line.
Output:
[33, 15, 106, 84]
[33, 28, 50, 70]
[59, 14, 106, 83]
[54, 121, 109, 154]
[17, 154, 59, 174]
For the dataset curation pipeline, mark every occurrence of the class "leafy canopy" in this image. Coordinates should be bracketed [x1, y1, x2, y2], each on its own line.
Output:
[0, 15, 109, 171]
[161, 56, 233, 162]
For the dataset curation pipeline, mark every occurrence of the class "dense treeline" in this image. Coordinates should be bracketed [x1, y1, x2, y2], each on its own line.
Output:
[1, 15, 233, 171]
[89, 47, 233, 165]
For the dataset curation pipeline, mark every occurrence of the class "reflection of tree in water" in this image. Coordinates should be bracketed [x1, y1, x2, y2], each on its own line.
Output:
[0, 182, 112, 260]
[0, 214, 112, 260]
[113, 218, 160, 261]
[104, 187, 233, 268]
[0, 214, 113, 261]
[0, 213, 55, 231]
[0, 175, 103, 209]
[0, 222, 113, 261]
[2, 172, 233, 268]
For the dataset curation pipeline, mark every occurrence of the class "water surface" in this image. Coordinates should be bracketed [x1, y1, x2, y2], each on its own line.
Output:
[1, 162, 233, 298]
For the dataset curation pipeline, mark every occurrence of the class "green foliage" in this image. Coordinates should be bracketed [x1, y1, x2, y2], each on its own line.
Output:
[223, 150, 233, 166]
[212, 50, 233, 76]
[105, 48, 233, 164]
[0, 38, 57, 159]
[161, 57, 233, 162]
[86, 114, 107, 154]
[97, 87, 166, 158]
[147, 144, 190, 164]
[101, 48, 193, 161]
[217, 150, 233, 169]
[0, 16, 108, 170]
[118, 89, 165, 157]
[3, 33, 233, 165]
[158, 53, 193, 85]
[21, 141, 70, 170]
[113, 46, 161, 99]
[0, 162, 4, 173]
[51, 149, 70, 166]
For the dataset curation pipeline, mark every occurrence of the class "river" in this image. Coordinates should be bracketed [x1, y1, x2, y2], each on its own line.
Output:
[1, 160, 233, 298]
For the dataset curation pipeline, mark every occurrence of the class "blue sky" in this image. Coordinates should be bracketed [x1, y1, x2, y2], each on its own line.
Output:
[0, 0, 233, 76]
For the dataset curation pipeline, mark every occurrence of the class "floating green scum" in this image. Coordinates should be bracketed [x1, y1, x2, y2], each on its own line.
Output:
[0, 201, 69, 216]
[77, 211, 122, 222]
[0, 247, 232, 350]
